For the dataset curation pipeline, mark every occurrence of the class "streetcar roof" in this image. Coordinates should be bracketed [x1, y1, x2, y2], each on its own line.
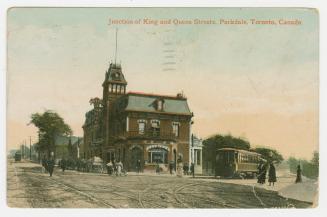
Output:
[216, 148, 261, 156]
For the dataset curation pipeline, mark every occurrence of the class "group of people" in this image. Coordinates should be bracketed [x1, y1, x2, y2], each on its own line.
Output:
[257, 162, 303, 186]
[257, 162, 277, 186]
[106, 160, 125, 176]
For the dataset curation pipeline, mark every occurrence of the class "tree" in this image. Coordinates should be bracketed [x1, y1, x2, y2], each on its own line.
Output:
[253, 147, 283, 164]
[29, 110, 72, 157]
[287, 156, 299, 174]
[287, 151, 319, 179]
[202, 134, 251, 174]
[203, 134, 251, 150]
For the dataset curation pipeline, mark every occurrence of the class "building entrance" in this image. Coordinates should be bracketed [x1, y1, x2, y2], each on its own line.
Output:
[131, 147, 143, 171]
[148, 148, 168, 164]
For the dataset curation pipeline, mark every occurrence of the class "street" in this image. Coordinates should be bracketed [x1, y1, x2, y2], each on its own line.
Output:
[7, 159, 312, 208]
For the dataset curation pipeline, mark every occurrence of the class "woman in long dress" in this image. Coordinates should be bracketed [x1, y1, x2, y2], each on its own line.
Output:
[295, 165, 302, 183]
[268, 163, 277, 186]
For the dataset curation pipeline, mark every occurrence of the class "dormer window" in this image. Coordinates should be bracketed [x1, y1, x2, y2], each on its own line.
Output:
[155, 99, 164, 111]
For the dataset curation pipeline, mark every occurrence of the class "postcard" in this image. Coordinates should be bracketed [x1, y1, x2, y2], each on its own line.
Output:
[6, 7, 319, 208]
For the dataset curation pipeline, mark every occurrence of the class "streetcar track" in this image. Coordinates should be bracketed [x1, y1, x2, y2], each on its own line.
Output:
[173, 182, 237, 208]
[9, 162, 312, 208]
[49, 176, 117, 208]
[26, 172, 117, 208]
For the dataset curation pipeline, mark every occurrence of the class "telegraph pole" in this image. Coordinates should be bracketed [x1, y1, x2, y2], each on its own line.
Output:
[29, 136, 32, 160]
[21, 143, 23, 158]
[24, 140, 26, 159]
[23, 140, 25, 159]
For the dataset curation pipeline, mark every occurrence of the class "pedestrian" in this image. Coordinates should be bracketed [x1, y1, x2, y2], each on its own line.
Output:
[47, 157, 55, 177]
[257, 161, 267, 184]
[190, 163, 195, 178]
[295, 165, 302, 183]
[257, 162, 263, 184]
[169, 161, 173, 175]
[116, 161, 123, 176]
[155, 162, 160, 174]
[268, 163, 277, 186]
[106, 160, 113, 175]
[61, 158, 66, 172]
[260, 163, 267, 184]
[113, 161, 117, 176]
[136, 159, 141, 173]
[41, 156, 47, 173]
[176, 157, 183, 177]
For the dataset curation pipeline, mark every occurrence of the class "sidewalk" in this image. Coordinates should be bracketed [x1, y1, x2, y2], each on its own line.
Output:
[202, 170, 318, 204]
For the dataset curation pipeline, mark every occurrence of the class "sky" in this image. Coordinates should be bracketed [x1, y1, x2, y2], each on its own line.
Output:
[6, 8, 318, 160]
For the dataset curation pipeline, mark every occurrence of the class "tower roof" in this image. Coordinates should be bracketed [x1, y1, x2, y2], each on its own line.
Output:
[103, 62, 127, 86]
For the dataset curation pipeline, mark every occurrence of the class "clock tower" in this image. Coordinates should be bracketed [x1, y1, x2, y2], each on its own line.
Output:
[102, 62, 127, 161]
[102, 62, 127, 102]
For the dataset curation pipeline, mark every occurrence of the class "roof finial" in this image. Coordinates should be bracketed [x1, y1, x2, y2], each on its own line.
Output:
[115, 28, 118, 65]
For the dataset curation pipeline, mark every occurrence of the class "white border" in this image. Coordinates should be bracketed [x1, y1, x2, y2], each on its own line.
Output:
[1, 1, 326, 217]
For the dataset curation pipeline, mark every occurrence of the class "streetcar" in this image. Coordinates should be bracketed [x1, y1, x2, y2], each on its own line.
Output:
[14, 152, 21, 162]
[215, 148, 263, 178]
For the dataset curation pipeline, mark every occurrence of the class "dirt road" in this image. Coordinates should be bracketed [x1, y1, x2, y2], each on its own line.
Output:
[7, 160, 312, 208]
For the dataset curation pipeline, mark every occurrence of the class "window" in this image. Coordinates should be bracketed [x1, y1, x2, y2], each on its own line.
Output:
[138, 120, 146, 134]
[155, 99, 164, 111]
[157, 100, 163, 110]
[151, 120, 160, 136]
[172, 122, 180, 137]
[109, 84, 113, 92]
[138, 122, 145, 134]
[113, 84, 116, 93]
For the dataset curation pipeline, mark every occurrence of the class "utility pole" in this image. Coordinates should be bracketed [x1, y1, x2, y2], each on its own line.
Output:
[24, 140, 26, 159]
[30, 136, 32, 160]
[22, 141, 25, 159]
[21, 143, 23, 158]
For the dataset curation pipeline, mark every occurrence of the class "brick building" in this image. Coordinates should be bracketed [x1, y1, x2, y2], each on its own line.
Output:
[82, 63, 193, 172]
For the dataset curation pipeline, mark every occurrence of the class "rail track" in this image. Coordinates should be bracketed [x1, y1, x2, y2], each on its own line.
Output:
[9, 162, 312, 208]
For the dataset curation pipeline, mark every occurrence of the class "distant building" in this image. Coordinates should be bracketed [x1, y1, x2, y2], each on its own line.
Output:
[82, 63, 194, 172]
[54, 135, 82, 160]
[190, 135, 203, 174]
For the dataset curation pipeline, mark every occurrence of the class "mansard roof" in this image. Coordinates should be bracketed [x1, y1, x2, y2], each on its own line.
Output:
[120, 92, 192, 116]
